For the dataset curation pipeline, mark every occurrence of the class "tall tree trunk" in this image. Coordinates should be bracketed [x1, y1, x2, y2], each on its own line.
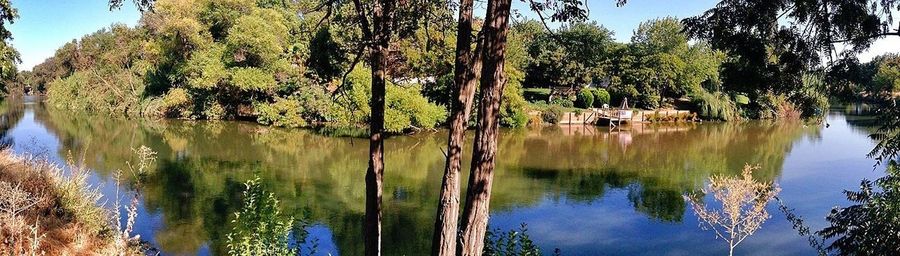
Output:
[366, 0, 393, 255]
[457, 0, 512, 255]
[431, 0, 482, 254]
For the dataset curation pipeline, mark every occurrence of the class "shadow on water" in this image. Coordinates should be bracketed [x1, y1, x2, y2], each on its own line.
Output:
[0, 98, 24, 149]
[3, 99, 835, 255]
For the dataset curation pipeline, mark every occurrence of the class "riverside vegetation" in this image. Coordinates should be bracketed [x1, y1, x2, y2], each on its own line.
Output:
[0, 151, 147, 255]
[1, 0, 900, 256]
[8, 1, 900, 128]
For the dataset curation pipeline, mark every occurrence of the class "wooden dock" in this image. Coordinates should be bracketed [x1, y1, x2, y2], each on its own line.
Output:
[557, 108, 696, 126]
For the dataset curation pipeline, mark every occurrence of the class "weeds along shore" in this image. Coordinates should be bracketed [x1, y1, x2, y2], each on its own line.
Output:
[0, 149, 149, 255]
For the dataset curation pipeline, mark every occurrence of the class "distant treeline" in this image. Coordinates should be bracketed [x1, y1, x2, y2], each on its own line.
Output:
[2, 0, 897, 130]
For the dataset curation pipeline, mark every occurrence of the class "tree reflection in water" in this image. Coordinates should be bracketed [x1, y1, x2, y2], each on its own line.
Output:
[20, 101, 816, 255]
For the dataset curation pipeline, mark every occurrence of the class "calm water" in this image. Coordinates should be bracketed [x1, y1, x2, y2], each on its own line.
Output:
[0, 98, 886, 255]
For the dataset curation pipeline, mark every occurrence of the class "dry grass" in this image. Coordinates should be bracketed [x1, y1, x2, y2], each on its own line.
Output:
[0, 150, 147, 255]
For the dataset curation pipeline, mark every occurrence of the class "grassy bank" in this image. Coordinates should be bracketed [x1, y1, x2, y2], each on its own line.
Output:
[0, 151, 145, 255]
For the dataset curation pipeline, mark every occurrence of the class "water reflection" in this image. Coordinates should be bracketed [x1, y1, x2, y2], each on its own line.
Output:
[0, 98, 23, 148]
[9, 101, 827, 255]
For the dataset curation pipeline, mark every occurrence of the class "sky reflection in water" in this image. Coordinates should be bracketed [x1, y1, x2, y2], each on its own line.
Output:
[0, 101, 883, 255]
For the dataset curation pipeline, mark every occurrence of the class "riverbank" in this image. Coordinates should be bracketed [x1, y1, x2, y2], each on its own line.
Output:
[0, 150, 145, 255]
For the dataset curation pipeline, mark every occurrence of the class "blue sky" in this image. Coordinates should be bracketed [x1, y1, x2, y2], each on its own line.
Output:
[8, 0, 897, 71]
[511, 0, 720, 41]
[9, 0, 141, 71]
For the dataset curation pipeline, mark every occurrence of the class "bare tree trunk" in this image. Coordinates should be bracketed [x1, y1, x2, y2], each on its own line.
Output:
[430, 0, 482, 254]
[457, 0, 512, 255]
[365, 0, 393, 255]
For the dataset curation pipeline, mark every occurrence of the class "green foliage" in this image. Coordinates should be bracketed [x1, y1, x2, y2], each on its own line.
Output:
[869, 101, 900, 166]
[483, 224, 548, 256]
[550, 98, 574, 108]
[541, 105, 564, 124]
[226, 177, 301, 256]
[592, 88, 610, 107]
[184, 44, 228, 90]
[385, 84, 447, 132]
[334, 67, 447, 133]
[255, 97, 306, 128]
[613, 18, 725, 109]
[224, 9, 290, 67]
[501, 85, 530, 128]
[230, 67, 276, 91]
[691, 90, 736, 121]
[501, 64, 530, 128]
[818, 162, 900, 255]
[523, 21, 616, 90]
[575, 88, 594, 108]
[873, 54, 900, 94]
[793, 73, 829, 117]
[733, 94, 750, 105]
[161, 87, 193, 117]
[522, 88, 551, 102]
[0, 0, 17, 85]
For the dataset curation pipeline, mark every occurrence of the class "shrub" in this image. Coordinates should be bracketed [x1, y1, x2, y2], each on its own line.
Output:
[818, 162, 900, 255]
[691, 91, 737, 121]
[575, 88, 594, 108]
[734, 94, 750, 105]
[334, 67, 448, 133]
[161, 88, 192, 116]
[483, 224, 546, 256]
[527, 113, 543, 127]
[226, 177, 302, 256]
[550, 98, 574, 108]
[523, 88, 551, 102]
[592, 88, 610, 107]
[386, 84, 448, 132]
[794, 73, 830, 117]
[230, 67, 276, 91]
[501, 82, 530, 128]
[541, 105, 564, 124]
[255, 97, 307, 128]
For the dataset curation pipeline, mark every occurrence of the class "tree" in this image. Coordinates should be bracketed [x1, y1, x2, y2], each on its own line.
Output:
[818, 162, 900, 255]
[873, 54, 900, 95]
[685, 0, 900, 115]
[451, 1, 594, 254]
[686, 165, 781, 256]
[108, 0, 156, 12]
[346, 0, 396, 254]
[608, 18, 723, 109]
[431, 0, 482, 254]
[523, 21, 615, 90]
[0, 0, 18, 84]
[456, 0, 514, 254]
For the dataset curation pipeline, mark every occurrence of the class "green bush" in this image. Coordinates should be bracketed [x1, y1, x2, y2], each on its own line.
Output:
[575, 88, 594, 108]
[541, 105, 564, 124]
[501, 82, 530, 128]
[523, 88, 551, 102]
[691, 91, 737, 121]
[334, 67, 448, 133]
[795, 73, 830, 117]
[483, 224, 544, 256]
[255, 97, 307, 128]
[550, 98, 574, 108]
[226, 177, 304, 256]
[734, 94, 750, 105]
[592, 88, 610, 107]
[385, 84, 448, 132]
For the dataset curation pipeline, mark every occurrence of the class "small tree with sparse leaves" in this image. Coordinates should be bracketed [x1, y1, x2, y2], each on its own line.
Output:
[686, 164, 780, 256]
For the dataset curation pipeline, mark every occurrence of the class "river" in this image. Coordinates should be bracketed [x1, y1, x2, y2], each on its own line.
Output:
[0, 97, 886, 255]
